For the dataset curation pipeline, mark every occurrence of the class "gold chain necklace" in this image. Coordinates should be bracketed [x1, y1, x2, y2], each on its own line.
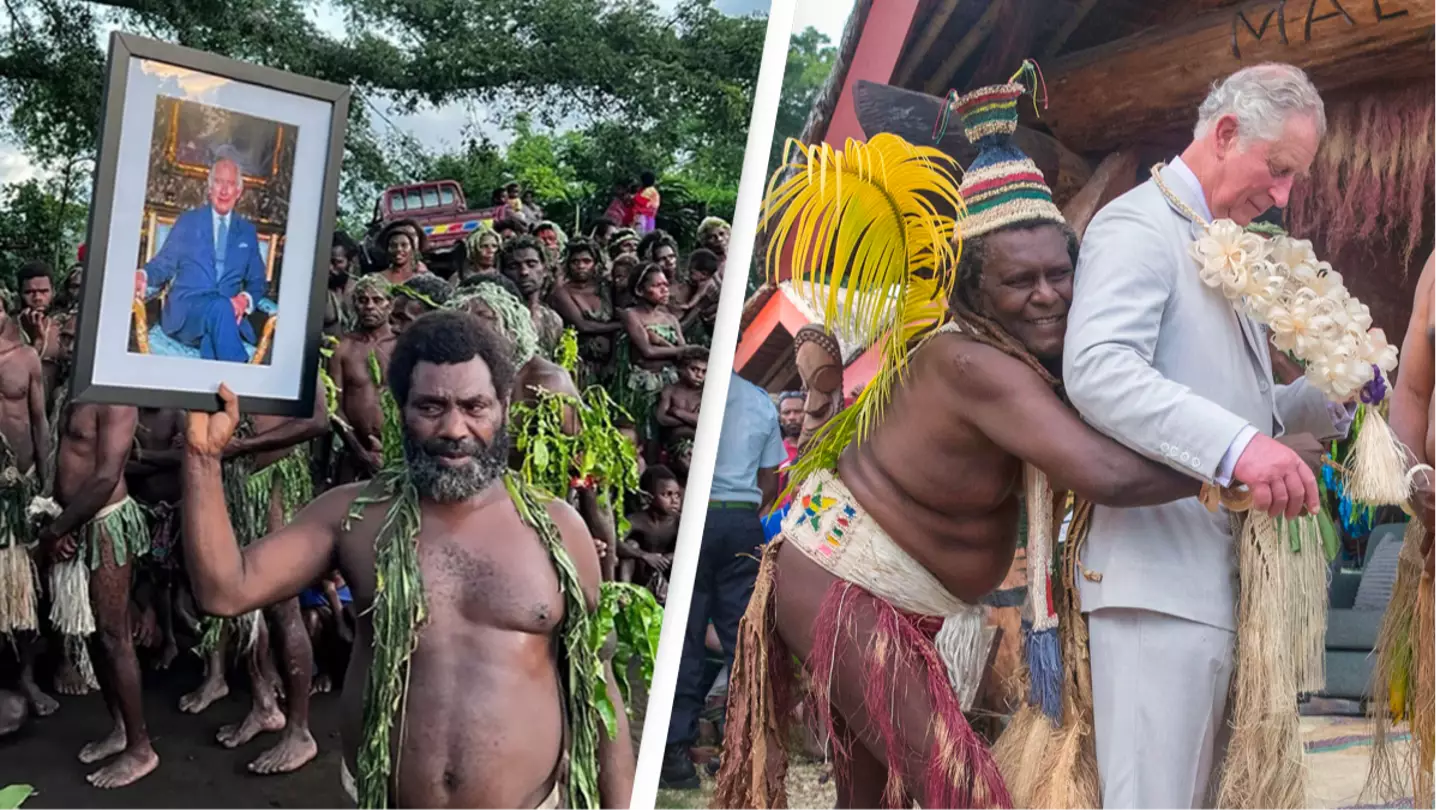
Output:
[1149, 163, 1209, 228]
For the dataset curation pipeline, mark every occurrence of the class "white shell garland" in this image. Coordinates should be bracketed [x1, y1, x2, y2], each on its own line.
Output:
[1188, 223, 1399, 403]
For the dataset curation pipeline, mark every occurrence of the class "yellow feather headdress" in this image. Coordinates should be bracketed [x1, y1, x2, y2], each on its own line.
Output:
[763, 133, 964, 483]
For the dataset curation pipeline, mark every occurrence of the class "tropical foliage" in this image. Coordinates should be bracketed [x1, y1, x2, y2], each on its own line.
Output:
[0, 0, 766, 284]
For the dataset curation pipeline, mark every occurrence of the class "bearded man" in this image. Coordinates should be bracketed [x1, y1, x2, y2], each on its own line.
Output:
[1062, 63, 1352, 808]
[182, 311, 633, 808]
[715, 72, 1204, 809]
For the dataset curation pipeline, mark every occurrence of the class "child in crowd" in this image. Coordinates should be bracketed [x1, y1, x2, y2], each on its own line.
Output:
[656, 346, 707, 464]
[619, 466, 683, 601]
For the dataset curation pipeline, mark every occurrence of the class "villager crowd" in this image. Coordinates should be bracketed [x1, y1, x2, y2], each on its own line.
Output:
[0, 186, 732, 808]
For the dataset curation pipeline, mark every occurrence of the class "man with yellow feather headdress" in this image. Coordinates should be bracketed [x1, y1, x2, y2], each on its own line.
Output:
[713, 63, 1207, 809]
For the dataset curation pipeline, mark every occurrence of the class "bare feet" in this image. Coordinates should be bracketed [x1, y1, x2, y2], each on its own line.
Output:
[87, 745, 158, 789]
[310, 674, 332, 695]
[179, 678, 229, 714]
[217, 704, 284, 748]
[79, 724, 127, 764]
[248, 727, 318, 774]
[55, 659, 94, 696]
[20, 680, 59, 717]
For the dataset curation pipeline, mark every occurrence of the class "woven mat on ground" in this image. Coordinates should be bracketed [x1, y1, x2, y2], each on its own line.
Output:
[1303, 714, 1414, 809]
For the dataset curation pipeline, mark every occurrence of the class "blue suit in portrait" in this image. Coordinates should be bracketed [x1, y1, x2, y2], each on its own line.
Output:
[143, 204, 269, 363]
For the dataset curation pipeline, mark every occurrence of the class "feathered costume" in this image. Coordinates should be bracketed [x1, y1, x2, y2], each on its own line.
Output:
[714, 62, 1070, 810]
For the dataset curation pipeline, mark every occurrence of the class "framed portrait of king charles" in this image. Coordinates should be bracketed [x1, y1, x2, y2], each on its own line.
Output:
[72, 32, 349, 416]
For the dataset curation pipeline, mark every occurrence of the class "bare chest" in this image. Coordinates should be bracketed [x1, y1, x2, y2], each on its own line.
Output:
[342, 510, 567, 638]
[0, 362, 29, 401]
[62, 403, 101, 446]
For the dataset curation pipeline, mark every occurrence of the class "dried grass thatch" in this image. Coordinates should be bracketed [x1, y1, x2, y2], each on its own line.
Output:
[1287, 82, 1435, 274]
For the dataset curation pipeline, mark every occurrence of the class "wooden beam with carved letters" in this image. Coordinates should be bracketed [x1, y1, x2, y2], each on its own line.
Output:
[1039, 0, 1434, 153]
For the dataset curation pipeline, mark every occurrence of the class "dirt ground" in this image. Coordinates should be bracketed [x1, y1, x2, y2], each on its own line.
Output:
[2, 654, 350, 809]
[4, 644, 652, 809]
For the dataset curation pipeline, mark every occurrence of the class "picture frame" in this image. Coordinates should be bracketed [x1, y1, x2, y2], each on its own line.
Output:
[74, 32, 349, 416]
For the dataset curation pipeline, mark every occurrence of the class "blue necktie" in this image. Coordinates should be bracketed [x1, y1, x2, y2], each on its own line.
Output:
[215, 216, 228, 279]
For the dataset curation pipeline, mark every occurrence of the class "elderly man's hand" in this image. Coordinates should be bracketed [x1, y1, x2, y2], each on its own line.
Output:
[134, 271, 147, 300]
[1276, 432, 1325, 478]
[230, 294, 247, 323]
[1233, 433, 1320, 519]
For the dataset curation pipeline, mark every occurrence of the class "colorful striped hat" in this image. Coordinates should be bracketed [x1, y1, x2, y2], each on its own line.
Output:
[944, 60, 1066, 240]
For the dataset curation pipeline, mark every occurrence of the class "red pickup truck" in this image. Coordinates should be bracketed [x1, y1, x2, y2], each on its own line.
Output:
[364, 180, 501, 277]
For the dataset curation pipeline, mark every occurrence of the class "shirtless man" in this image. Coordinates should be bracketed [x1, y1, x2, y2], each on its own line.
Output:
[655, 347, 706, 452]
[182, 311, 634, 807]
[330, 275, 398, 481]
[0, 291, 52, 715]
[1391, 251, 1435, 561]
[500, 235, 565, 360]
[617, 466, 681, 598]
[16, 261, 62, 398]
[37, 316, 156, 788]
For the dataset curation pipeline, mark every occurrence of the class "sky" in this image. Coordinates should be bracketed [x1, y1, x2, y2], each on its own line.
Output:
[0, 0, 855, 185]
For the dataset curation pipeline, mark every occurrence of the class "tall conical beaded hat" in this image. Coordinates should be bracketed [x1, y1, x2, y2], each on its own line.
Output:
[941, 60, 1066, 240]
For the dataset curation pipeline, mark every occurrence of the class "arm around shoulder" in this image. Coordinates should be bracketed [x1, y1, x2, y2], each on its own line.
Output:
[950, 338, 1199, 507]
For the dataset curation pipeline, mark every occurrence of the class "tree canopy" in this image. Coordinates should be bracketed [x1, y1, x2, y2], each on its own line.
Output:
[0, 0, 765, 280]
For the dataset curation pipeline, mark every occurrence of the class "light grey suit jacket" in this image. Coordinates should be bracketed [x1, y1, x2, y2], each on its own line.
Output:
[1062, 162, 1340, 631]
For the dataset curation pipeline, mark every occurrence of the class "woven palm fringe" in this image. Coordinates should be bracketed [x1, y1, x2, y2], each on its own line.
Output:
[49, 557, 99, 692]
[1216, 514, 1306, 809]
[0, 543, 38, 634]
[1028, 704, 1101, 810]
[1411, 567, 1434, 810]
[1287, 516, 1329, 694]
[713, 541, 793, 810]
[992, 701, 1053, 807]
[1345, 409, 1413, 507]
[1361, 520, 1431, 807]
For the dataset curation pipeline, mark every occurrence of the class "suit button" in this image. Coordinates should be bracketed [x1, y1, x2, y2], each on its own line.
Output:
[1191, 458, 1203, 470]
[1181, 452, 1192, 463]
[1160, 442, 1172, 453]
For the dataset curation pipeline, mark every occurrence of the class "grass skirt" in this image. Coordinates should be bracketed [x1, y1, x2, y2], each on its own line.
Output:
[713, 540, 1011, 809]
[1362, 518, 1433, 808]
[0, 466, 38, 635]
